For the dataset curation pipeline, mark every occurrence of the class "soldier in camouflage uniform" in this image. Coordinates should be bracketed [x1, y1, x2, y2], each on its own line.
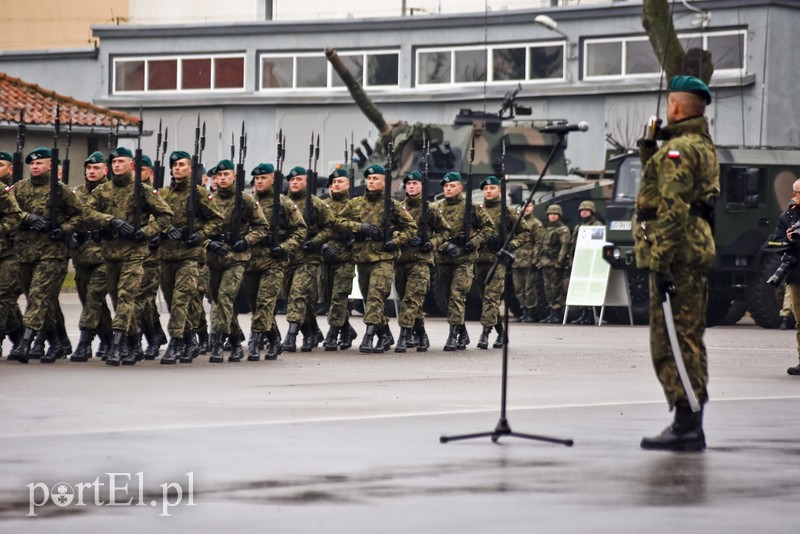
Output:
[319, 168, 358, 351]
[245, 163, 307, 361]
[435, 171, 494, 351]
[334, 164, 416, 353]
[82, 147, 174, 366]
[635, 76, 718, 452]
[158, 151, 224, 364]
[538, 204, 571, 324]
[512, 201, 543, 323]
[281, 166, 335, 352]
[69, 151, 114, 362]
[10, 147, 83, 364]
[394, 171, 450, 352]
[473, 176, 530, 349]
[206, 159, 268, 362]
[0, 151, 24, 357]
[566, 200, 604, 325]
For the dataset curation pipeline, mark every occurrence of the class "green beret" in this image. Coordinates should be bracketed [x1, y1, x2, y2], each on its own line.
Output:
[668, 75, 712, 104]
[110, 147, 134, 160]
[25, 147, 51, 164]
[169, 150, 192, 165]
[480, 175, 501, 189]
[84, 151, 106, 166]
[287, 166, 307, 179]
[0, 151, 13, 163]
[207, 166, 218, 177]
[363, 164, 386, 178]
[216, 159, 234, 172]
[440, 171, 462, 185]
[140, 155, 153, 169]
[403, 171, 422, 184]
[251, 163, 275, 176]
[326, 167, 349, 187]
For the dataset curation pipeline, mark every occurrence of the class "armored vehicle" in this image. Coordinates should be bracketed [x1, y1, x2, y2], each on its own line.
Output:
[602, 147, 800, 328]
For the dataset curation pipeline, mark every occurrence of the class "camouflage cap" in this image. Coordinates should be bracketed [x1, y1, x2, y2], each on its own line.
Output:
[327, 167, 349, 187]
[287, 166, 307, 179]
[169, 150, 192, 166]
[84, 151, 106, 166]
[25, 147, 51, 163]
[216, 159, 235, 171]
[0, 151, 13, 163]
[110, 147, 134, 160]
[668, 75, 712, 104]
[480, 175, 501, 189]
[140, 155, 153, 169]
[363, 164, 386, 178]
[440, 171, 462, 185]
[578, 200, 595, 212]
[251, 163, 275, 176]
[546, 204, 563, 216]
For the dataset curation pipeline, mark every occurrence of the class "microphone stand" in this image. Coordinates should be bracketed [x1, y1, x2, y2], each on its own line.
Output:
[440, 132, 574, 446]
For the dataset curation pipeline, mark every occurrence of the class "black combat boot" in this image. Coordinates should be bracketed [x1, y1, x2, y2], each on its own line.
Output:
[197, 329, 209, 355]
[247, 331, 263, 361]
[394, 327, 411, 353]
[70, 330, 95, 362]
[476, 326, 492, 350]
[523, 308, 538, 323]
[121, 334, 141, 366]
[265, 328, 282, 361]
[570, 308, 588, 325]
[209, 333, 225, 363]
[143, 327, 162, 360]
[40, 329, 63, 364]
[309, 316, 325, 347]
[10, 327, 37, 364]
[56, 322, 72, 358]
[516, 308, 527, 322]
[338, 320, 357, 350]
[180, 333, 198, 363]
[379, 325, 394, 352]
[415, 325, 430, 352]
[105, 330, 128, 366]
[640, 402, 706, 452]
[160, 336, 184, 365]
[229, 336, 243, 362]
[29, 330, 46, 359]
[456, 325, 470, 350]
[359, 324, 376, 353]
[443, 325, 459, 352]
[323, 327, 340, 351]
[405, 329, 418, 349]
[6, 326, 23, 360]
[282, 322, 300, 353]
[153, 321, 168, 349]
[96, 331, 112, 360]
[493, 323, 505, 349]
[300, 322, 315, 353]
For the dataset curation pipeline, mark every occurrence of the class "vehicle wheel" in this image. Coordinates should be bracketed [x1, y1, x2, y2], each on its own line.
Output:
[604, 269, 650, 325]
[719, 300, 748, 326]
[746, 255, 784, 329]
[705, 293, 733, 328]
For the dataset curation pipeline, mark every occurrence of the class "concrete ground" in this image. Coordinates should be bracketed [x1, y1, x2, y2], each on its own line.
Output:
[1, 293, 798, 533]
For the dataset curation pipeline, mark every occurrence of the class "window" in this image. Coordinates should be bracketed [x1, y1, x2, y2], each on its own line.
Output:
[260, 50, 399, 90]
[113, 54, 246, 94]
[725, 167, 763, 208]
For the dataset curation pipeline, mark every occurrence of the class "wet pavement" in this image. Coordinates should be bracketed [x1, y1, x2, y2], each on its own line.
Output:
[0, 294, 798, 532]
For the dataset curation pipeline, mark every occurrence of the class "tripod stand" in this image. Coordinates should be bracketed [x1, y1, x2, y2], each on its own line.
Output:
[440, 132, 575, 447]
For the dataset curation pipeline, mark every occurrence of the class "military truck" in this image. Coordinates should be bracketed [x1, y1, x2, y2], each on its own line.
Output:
[602, 146, 800, 328]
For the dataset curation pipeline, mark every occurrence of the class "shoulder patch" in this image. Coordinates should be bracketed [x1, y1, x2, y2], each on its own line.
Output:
[4, 184, 12, 193]
[668, 150, 681, 159]
[208, 194, 214, 200]
[151, 189, 159, 195]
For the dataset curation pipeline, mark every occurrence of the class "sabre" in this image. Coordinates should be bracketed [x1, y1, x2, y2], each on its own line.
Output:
[662, 293, 701, 413]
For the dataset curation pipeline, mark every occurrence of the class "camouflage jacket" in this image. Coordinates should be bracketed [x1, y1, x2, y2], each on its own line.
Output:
[157, 178, 224, 263]
[397, 193, 451, 266]
[83, 172, 174, 262]
[513, 212, 543, 267]
[567, 215, 604, 270]
[334, 189, 417, 263]
[71, 178, 107, 267]
[0, 183, 22, 260]
[435, 192, 494, 265]
[635, 116, 719, 273]
[13, 172, 83, 263]
[539, 219, 571, 268]
[287, 189, 335, 266]
[248, 187, 307, 272]
[322, 190, 354, 264]
[476, 197, 530, 264]
[206, 185, 269, 270]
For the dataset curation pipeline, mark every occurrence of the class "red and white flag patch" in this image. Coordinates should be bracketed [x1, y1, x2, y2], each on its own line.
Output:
[668, 150, 681, 159]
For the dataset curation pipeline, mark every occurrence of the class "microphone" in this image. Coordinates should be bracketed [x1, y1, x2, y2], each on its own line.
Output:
[540, 121, 589, 134]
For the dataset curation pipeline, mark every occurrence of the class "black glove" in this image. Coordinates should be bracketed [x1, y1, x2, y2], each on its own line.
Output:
[49, 228, 65, 242]
[359, 223, 382, 240]
[302, 240, 318, 252]
[207, 241, 229, 256]
[132, 229, 146, 243]
[232, 239, 249, 253]
[69, 231, 84, 248]
[270, 246, 286, 259]
[25, 213, 50, 233]
[109, 218, 135, 239]
[496, 248, 515, 266]
[149, 235, 161, 251]
[655, 271, 676, 302]
[487, 232, 501, 249]
[444, 242, 462, 257]
[384, 240, 397, 252]
[464, 240, 476, 253]
[185, 232, 201, 247]
[166, 226, 184, 241]
[409, 234, 423, 247]
[420, 241, 433, 253]
[320, 243, 336, 258]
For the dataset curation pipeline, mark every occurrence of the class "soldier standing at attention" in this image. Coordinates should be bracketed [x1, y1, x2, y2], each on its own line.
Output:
[320, 168, 358, 351]
[512, 201, 543, 323]
[0, 151, 24, 357]
[566, 200, 604, 325]
[206, 159, 268, 362]
[435, 171, 494, 351]
[474, 176, 530, 349]
[245, 163, 306, 361]
[334, 164, 416, 353]
[538, 204, 571, 324]
[11, 147, 82, 363]
[635, 76, 718, 451]
[69, 151, 114, 362]
[394, 171, 450, 352]
[158, 151, 223, 364]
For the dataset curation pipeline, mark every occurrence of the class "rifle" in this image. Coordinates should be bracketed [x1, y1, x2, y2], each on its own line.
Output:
[347, 135, 355, 198]
[304, 132, 314, 229]
[310, 133, 320, 225]
[108, 122, 120, 151]
[133, 110, 144, 232]
[271, 130, 284, 246]
[49, 105, 61, 232]
[61, 119, 72, 185]
[153, 120, 164, 189]
[231, 122, 246, 245]
[463, 135, 475, 247]
[384, 141, 394, 245]
[419, 133, 431, 245]
[499, 139, 508, 247]
[187, 115, 202, 239]
[12, 109, 25, 184]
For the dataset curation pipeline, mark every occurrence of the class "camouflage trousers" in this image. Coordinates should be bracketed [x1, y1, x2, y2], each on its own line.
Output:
[542, 266, 566, 311]
[285, 261, 319, 325]
[18, 260, 67, 332]
[648, 267, 709, 408]
[106, 259, 145, 334]
[74, 261, 112, 333]
[512, 267, 538, 309]
[437, 261, 475, 326]
[0, 255, 23, 335]
[160, 259, 199, 338]
[395, 260, 430, 329]
[245, 258, 289, 333]
[195, 264, 210, 333]
[357, 260, 393, 326]
[209, 263, 245, 336]
[135, 259, 161, 332]
[321, 261, 355, 328]
[474, 262, 507, 327]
